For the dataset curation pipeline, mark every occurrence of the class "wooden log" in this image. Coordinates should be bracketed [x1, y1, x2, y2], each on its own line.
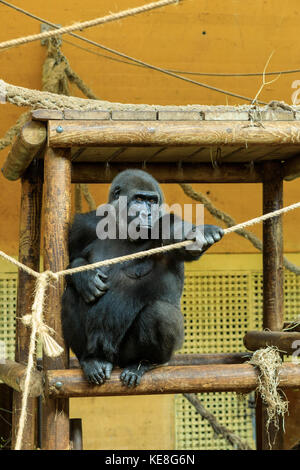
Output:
[260, 161, 284, 450]
[244, 331, 300, 355]
[71, 162, 263, 183]
[43, 352, 251, 370]
[42, 147, 71, 450]
[0, 360, 43, 397]
[45, 363, 300, 398]
[48, 120, 300, 147]
[2, 121, 46, 180]
[12, 161, 43, 450]
[283, 154, 300, 181]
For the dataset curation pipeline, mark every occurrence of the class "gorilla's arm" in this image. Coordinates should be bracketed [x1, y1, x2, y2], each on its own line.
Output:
[159, 213, 224, 262]
[69, 211, 98, 261]
[67, 212, 108, 303]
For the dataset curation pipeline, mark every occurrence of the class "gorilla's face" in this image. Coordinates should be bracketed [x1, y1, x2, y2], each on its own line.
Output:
[109, 170, 163, 241]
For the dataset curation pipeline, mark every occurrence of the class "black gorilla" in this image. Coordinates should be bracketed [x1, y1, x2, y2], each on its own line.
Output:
[61, 170, 224, 387]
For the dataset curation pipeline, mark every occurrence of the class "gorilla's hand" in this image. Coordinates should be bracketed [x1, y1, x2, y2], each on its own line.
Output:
[76, 268, 108, 304]
[185, 225, 224, 252]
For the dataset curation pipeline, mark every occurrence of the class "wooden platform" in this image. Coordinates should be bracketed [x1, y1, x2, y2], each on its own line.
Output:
[2, 105, 300, 183]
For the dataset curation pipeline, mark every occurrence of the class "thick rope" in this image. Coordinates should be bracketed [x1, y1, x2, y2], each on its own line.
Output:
[179, 183, 300, 276]
[14, 271, 62, 451]
[0, 202, 299, 450]
[54, 202, 300, 277]
[0, 0, 181, 51]
[249, 346, 289, 448]
[183, 393, 253, 450]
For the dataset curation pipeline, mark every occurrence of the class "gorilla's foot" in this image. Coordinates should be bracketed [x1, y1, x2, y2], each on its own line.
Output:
[120, 362, 153, 387]
[81, 359, 113, 385]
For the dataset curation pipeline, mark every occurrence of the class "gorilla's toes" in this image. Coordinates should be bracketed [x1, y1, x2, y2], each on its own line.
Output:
[120, 363, 152, 387]
[81, 359, 113, 385]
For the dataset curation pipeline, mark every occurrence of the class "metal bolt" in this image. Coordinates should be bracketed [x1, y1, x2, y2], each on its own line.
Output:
[55, 381, 63, 389]
[56, 125, 64, 133]
[147, 127, 155, 133]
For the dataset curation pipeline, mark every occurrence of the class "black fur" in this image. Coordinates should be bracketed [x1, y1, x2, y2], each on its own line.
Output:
[61, 170, 223, 386]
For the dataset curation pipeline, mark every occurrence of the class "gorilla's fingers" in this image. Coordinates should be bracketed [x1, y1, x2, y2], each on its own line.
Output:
[96, 268, 108, 280]
[104, 363, 113, 379]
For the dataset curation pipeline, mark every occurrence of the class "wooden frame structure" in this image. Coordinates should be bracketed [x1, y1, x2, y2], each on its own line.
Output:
[1, 105, 300, 450]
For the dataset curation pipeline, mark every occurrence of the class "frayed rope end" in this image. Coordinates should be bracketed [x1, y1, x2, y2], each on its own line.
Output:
[22, 313, 64, 358]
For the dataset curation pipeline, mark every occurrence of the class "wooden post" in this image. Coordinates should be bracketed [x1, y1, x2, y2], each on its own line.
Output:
[12, 161, 42, 450]
[259, 160, 284, 450]
[42, 147, 71, 450]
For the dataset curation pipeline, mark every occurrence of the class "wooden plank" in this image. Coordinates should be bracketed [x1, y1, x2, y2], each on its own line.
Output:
[64, 110, 110, 120]
[112, 110, 157, 121]
[32, 109, 64, 121]
[158, 111, 202, 120]
[12, 162, 42, 450]
[71, 162, 263, 183]
[45, 363, 300, 398]
[42, 147, 71, 450]
[48, 120, 300, 148]
[2, 121, 47, 180]
[244, 331, 300, 355]
[205, 110, 249, 120]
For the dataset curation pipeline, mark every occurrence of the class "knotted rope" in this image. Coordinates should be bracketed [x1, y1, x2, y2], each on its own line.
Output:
[0, 201, 299, 449]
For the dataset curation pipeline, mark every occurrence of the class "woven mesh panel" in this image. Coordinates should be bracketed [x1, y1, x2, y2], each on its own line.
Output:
[0, 274, 17, 361]
[175, 269, 300, 450]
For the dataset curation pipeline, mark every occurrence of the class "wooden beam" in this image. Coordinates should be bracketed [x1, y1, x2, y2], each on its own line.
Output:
[12, 162, 42, 450]
[45, 363, 300, 398]
[0, 360, 43, 397]
[244, 331, 300, 355]
[50, 352, 252, 370]
[48, 120, 300, 148]
[71, 162, 263, 183]
[283, 154, 300, 181]
[42, 147, 71, 450]
[2, 121, 46, 180]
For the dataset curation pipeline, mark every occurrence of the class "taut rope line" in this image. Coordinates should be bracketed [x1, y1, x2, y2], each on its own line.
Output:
[0, 0, 181, 51]
[0, 200, 298, 450]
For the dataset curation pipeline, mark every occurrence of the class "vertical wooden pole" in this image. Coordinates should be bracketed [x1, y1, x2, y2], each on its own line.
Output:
[12, 161, 42, 450]
[259, 160, 284, 450]
[42, 147, 71, 450]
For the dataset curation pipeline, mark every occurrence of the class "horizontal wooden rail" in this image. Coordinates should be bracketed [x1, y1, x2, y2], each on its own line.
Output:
[46, 352, 251, 369]
[71, 162, 263, 183]
[45, 363, 300, 398]
[244, 330, 300, 355]
[0, 360, 43, 397]
[48, 120, 300, 147]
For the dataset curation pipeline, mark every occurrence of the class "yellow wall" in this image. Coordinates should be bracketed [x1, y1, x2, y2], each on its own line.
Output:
[0, 0, 300, 450]
[0, 0, 299, 255]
